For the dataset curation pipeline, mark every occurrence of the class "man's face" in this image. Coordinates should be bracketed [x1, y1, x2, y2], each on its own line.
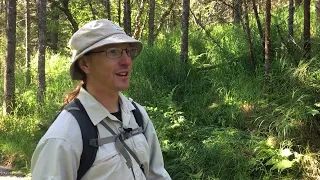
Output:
[81, 43, 136, 93]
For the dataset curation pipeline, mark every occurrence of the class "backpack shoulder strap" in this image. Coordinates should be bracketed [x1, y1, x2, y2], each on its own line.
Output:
[131, 101, 144, 131]
[64, 98, 98, 180]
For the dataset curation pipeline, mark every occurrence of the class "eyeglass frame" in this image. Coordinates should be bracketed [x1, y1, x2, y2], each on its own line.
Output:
[84, 47, 138, 59]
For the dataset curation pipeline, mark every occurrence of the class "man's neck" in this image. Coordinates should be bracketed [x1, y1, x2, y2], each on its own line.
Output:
[85, 84, 119, 113]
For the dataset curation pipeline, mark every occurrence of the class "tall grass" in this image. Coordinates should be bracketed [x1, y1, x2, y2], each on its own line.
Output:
[0, 9, 320, 179]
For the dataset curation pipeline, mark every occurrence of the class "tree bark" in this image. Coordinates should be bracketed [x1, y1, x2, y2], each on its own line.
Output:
[49, 2, 59, 52]
[288, 0, 294, 39]
[105, 0, 111, 20]
[118, 0, 121, 25]
[243, 0, 255, 72]
[37, 0, 46, 103]
[180, 0, 190, 63]
[48, 0, 78, 33]
[133, 0, 146, 39]
[123, 0, 131, 35]
[295, 0, 303, 5]
[265, 0, 271, 76]
[252, 0, 264, 46]
[233, 0, 242, 23]
[87, 0, 96, 19]
[25, 0, 31, 86]
[303, 0, 311, 60]
[3, 0, 16, 115]
[148, 0, 155, 46]
[154, 0, 177, 38]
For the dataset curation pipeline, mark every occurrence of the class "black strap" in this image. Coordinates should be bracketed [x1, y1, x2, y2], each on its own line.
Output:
[64, 99, 98, 180]
[132, 101, 144, 130]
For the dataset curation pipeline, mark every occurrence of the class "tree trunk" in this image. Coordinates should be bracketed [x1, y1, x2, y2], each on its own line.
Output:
[154, 0, 177, 38]
[243, 0, 255, 71]
[87, 0, 96, 19]
[148, 0, 155, 46]
[133, 0, 146, 39]
[48, 0, 78, 33]
[295, 0, 303, 5]
[3, 0, 16, 115]
[49, 2, 59, 52]
[25, 0, 31, 86]
[123, 0, 131, 35]
[105, 0, 111, 20]
[252, 0, 264, 46]
[233, 0, 242, 23]
[118, 0, 121, 25]
[37, 0, 46, 103]
[303, 0, 311, 60]
[288, 0, 294, 39]
[180, 0, 190, 63]
[265, 0, 271, 76]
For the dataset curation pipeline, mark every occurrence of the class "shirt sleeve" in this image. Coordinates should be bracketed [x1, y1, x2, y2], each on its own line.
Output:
[31, 138, 80, 180]
[141, 109, 172, 180]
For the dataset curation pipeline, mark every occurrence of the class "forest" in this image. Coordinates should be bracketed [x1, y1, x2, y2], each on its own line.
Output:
[0, 0, 320, 179]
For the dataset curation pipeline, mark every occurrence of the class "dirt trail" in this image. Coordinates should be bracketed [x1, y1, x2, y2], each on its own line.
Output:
[0, 166, 30, 180]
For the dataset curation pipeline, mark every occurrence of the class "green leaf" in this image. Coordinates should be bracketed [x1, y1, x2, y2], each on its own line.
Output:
[308, 109, 320, 116]
[271, 160, 294, 172]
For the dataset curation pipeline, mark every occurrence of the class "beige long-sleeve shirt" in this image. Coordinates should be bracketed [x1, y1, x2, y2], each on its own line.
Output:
[31, 88, 171, 180]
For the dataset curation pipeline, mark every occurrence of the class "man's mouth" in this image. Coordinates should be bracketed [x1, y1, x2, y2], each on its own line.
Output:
[116, 72, 128, 76]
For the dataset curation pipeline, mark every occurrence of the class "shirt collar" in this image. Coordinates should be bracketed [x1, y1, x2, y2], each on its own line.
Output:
[77, 87, 135, 126]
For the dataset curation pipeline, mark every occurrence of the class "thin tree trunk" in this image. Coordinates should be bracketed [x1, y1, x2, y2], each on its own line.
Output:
[118, 0, 121, 25]
[265, 0, 271, 76]
[252, 0, 264, 46]
[243, 0, 255, 72]
[49, 2, 59, 52]
[233, 0, 242, 23]
[87, 0, 96, 19]
[148, 0, 155, 46]
[123, 0, 131, 35]
[288, 0, 294, 39]
[190, 10, 223, 50]
[3, 0, 16, 115]
[303, 0, 311, 60]
[154, 0, 177, 38]
[105, 0, 111, 20]
[48, 0, 78, 33]
[37, 0, 46, 103]
[180, 0, 190, 63]
[133, 0, 146, 39]
[295, 0, 303, 5]
[25, 0, 31, 86]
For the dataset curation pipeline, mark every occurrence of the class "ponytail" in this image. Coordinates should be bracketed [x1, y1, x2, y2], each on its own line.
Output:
[61, 81, 84, 109]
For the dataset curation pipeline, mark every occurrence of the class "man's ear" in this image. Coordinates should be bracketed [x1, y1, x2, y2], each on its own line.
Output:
[78, 57, 89, 73]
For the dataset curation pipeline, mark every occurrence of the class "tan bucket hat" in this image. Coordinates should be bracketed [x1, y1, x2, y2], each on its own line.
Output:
[68, 19, 143, 80]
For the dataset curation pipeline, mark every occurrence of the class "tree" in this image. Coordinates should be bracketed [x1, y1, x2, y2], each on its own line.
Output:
[123, 0, 131, 35]
[252, 0, 264, 46]
[105, 0, 111, 20]
[118, 0, 121, 25]
[265, 0, 271, 76]
[288, 0, 294, 39]
[233, 0, 242, 23]
[49, 2, 59, 52]
[303, 0, 311, 60]
[154, 0, 177, 38]
[133, 0, 146, 39]
[48, 0, 78, 33]
[25, 0, 31, 86]
[148, 0, 155, 46]
[87, 0, 96, 19]
[37, 0, 46, 103]
[317, 0, 320, 25]
[3, 0, 17, 115]
[180, 0, 190, 63]
[243, 0, 255, 71]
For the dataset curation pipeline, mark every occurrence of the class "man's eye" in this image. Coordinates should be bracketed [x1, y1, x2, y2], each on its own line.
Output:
[109, 49, 118, 54]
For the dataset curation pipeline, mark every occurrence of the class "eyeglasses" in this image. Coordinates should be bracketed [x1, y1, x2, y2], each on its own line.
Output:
[85, 47, 138, 59]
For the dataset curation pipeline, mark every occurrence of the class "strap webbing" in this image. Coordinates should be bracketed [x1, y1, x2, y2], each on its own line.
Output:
[98, 121, 144, 173]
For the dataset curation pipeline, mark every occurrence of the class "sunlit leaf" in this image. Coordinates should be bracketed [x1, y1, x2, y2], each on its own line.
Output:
[271, 159, 294, 171]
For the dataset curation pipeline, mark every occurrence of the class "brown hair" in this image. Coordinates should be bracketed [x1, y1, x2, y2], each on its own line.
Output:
[61, 81, 84, 109]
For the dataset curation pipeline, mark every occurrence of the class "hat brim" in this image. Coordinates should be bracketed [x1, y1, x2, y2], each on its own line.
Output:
[70, 33, 143, 80]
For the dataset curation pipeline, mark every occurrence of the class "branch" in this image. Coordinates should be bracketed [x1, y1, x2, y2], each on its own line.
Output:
[190, 9, 224, 50]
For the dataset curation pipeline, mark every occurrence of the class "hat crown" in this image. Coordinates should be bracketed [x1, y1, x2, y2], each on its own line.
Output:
[69, 19, 125, 54]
